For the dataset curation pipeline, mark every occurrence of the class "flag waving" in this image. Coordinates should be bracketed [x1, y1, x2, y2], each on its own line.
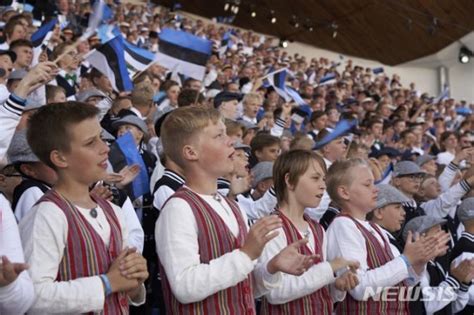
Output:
[85, 36, 133, 92]
[155, 28, 213, 80]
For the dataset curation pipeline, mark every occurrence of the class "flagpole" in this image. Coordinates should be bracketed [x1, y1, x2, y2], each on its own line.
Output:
[53, 40, 83, 65]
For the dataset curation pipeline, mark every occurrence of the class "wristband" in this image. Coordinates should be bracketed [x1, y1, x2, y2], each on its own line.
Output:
[399, 254, 411, 268]
[99, 274, 112, 296]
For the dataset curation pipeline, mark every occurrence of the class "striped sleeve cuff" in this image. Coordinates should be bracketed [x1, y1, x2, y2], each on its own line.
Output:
[269, 186, 276, 197]
[445, 275, 461, 290]
[3, 93, 26, 116]
[447, 162, 459, 171]
[275, 117, 285, 128]
[460, 282, 470, 292]
[460, 179, 471, 192]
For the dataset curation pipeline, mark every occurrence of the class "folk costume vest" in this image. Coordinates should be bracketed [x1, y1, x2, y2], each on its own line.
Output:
[336, 215, 410, 315]
[260, 210, 332, 315]
[38, 190, 128, 315]
[159, 187, 255, 315]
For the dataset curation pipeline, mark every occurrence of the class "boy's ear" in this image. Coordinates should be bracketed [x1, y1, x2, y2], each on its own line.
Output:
[182, 144, 198, 162]
[284, 172, 294, 191]
[50, 150, 68, 169]
[254, 149, 262, 161]
[373, 208, 384, 220]
[337, 185, 350, 201]
[0, 174, 6, 188]
[19, 163, 35, 177]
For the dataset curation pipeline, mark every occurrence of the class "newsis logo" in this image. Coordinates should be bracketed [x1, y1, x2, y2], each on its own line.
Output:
[363, 286, 457, 302]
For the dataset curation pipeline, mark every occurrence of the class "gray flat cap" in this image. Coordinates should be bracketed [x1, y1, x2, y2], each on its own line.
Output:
[238, 119, 258, 130]
[111, 114, 148, 136]
[393, 161, 425, 177]
[458, 197, 474, 222]
[375, 184, 410, 209]
[251, 161, 273, 188]
[7, 130, 40, 164]
[76, 88, 107, 103]
[415, 154, 435, 167]
[402, 215, 447, 241]
[233, 141, 250, 151]
[101, 128, 115, 142]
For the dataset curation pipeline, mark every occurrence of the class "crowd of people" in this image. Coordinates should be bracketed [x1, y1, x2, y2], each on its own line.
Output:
[0, 1, 474, 314]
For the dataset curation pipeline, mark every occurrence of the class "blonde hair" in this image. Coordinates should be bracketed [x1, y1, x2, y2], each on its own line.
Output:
[326, 158, 368, 206]
[161, 106, 222, 168]
[273, 150, 326, 204]
[243, 92, 262, 105]
[131, 82, 154, 109]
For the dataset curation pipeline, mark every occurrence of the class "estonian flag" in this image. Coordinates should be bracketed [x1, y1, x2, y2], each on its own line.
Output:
[155, 28, 212, 80]
[123, 40, 156, 72]
[318, 73, 337, 86]
[265, 68, 291, 102]
[85, 36, 133, 92]
[313, 119, 357, 150]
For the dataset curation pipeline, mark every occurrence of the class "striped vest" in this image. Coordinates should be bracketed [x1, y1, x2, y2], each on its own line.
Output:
[260, 210, 332, 315]
[336, 215, 409, 315]
[159, 187, 255, 315]
[39, 190, 128, 315]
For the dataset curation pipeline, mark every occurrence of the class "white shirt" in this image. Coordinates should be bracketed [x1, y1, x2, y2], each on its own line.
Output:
[15, 186, 46, 222]
[257, 223, 343, 305]
[327, 216, 412, 301]
[19, 199, 145, 314]
[155, 188, 279, 304]
[0, 195, 35, 314]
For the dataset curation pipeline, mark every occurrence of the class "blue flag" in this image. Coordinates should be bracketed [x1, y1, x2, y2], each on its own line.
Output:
[115, 132, 150, 200]
[31, 18, 57, 48]
[313, 119, 357, 150]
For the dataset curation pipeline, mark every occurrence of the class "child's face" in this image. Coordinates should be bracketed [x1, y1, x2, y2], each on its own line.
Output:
[292, 159, 326, 209]
[256, 143, 280, 162]
[344, 165, 378, 212]
[419, 177, 441, 200]
[60, 117, 110, 184]
[378, 204, 406, 232]
[196, 120, 235, 177]
[117, 124, 144, 145]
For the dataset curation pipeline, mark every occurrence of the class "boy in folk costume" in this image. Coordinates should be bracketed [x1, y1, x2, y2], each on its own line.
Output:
[155, 107, 316, 314]
[326, 158, 449, 314]
[257, 150, 360, 314]
[20, 102, 148, 314]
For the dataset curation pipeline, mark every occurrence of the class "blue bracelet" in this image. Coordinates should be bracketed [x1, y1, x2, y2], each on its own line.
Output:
[99, 274, 112, 296]
[399, 254, 411, 268]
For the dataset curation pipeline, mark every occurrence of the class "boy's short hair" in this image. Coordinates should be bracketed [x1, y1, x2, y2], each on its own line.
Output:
[45, 84, 66, 101]
[326, 158, 368, 206]
[9, 39, 33, 50]
[250, 133, 280, 156]
[273, 150, 326, 204]
[131, 82, 154, 109]
[161, 106, 222, 168]
[225, 119, 244, 137]
[242, 92, 262, 105]
[178, 88, 204, 107]
[27, 102, 99, 169]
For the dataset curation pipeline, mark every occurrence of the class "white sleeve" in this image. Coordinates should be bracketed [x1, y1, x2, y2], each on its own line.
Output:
[270, 117, 286, 137]
[256, 228, 335, 304]
[19, 201, 106, 314]
[438, 162, 459, 192]
[326, 217, 410, 301]
[155, 197, 255, 304]
[307, 191, 330, 222]
[153, 185, 175, 211]
[0, 195, 35, 315]
[420, 270, 463, 314]
[236, 188, 277, 220]
[121, 197, 145, 253]
[420, 180, 469, 219]
[14, 187, 45, 222]
[0, 95, 24, 161]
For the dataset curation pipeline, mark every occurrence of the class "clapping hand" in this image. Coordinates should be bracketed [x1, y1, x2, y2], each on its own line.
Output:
[0, 256, 29, 287]
[267, 238, 319, 276]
